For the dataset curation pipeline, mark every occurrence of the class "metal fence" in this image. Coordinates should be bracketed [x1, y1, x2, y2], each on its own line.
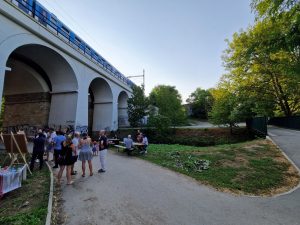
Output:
[246, 117, 268, 137]
[268, 116, 300, 130]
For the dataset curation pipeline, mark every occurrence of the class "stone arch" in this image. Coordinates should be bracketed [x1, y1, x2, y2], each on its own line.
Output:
[1, 40, 79, 132]
[118, 91, 129, 127]
[89, 77, 113, 134]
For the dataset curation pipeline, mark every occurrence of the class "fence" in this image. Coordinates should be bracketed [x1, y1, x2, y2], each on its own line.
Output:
[246, 117, 268, 137]
[268, 116, 300, 130]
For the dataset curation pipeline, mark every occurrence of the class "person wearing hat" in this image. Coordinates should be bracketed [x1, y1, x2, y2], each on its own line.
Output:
[30, 129, 46, 171]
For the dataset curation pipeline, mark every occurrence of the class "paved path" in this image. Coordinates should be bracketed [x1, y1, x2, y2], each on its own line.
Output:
[60, 128, 300, 225]
[268, 126, 300, 168]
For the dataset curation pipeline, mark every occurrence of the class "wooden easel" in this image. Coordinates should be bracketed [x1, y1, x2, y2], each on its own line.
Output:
[0, 132, 32, 175]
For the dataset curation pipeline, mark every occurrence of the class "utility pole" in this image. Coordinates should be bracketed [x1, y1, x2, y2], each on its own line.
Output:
[127, 69, 145, 90]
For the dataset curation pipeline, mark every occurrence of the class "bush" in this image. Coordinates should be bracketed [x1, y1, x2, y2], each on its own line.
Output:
[118, 127, 254, 147]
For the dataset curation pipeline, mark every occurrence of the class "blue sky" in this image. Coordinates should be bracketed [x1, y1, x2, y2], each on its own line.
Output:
[38, 0, 254, 102]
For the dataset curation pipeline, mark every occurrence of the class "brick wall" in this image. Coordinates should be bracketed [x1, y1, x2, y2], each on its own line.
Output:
[2, 92, 51, 130]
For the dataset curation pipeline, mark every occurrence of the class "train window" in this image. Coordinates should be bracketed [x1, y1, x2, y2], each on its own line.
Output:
[49, 14, 57, 30]
[34, 3, 49, 27]
[40, 10, 47, 26]
[18, 0, 32, 14]
[85, 46, 91, 56]
[60, 25, 69, 38]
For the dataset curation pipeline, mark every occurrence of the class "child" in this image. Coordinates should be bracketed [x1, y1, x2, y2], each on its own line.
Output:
[92, 141, 98, 156]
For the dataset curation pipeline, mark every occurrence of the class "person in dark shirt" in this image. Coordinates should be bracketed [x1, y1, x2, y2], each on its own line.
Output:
[30, 130, 46, 171]
[98, 130, 108, 173]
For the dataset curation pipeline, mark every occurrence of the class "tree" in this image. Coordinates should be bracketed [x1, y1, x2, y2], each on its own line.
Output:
[127, 85, 149, 127]
[210, 0, 300, 127]
[149, 85, 186, 126]
[186, 88, 214, 119]
[222, 13, 300, 116]
[209, 89, 236, 133]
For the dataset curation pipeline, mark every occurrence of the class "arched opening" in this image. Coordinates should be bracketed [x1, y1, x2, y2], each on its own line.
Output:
[1, 44, 78, 135]
[118, 91, 129, 127]
[88, 78, 113, 136]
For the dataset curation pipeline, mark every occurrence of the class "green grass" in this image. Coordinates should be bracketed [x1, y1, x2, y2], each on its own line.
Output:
[0, 154, 50, 225]
[126, 139, 299, 195]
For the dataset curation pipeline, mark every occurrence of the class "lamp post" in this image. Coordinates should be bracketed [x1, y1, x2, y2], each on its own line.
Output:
[127, 69, 145, 90]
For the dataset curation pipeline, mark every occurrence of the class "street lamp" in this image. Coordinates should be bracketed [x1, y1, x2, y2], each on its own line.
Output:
[127, 69, 145, 90]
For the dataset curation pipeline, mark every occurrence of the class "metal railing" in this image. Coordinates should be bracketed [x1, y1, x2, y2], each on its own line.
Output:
[8, 0, 134, 88]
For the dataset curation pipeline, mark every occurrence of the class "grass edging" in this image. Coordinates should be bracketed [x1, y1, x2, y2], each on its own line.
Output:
[266, 136, 300, 197]
[45, 162, 54, 225]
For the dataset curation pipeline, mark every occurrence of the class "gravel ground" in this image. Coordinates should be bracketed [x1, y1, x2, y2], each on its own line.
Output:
[58, 128, 300, 225]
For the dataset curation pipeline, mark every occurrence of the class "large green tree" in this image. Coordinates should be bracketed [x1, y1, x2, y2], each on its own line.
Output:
[222, 4, 300, 116]
[127, 85, 149, 127]
[209, 0, 300, 128]
[186, 88, 214, 119]
[149, 85, 186, 126]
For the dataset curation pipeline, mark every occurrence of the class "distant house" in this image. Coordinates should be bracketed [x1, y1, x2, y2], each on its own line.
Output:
[183, 103, 193, 116]
[140, 105, 159, 125]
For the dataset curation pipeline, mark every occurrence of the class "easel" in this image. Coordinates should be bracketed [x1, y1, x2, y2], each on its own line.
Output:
[0, 132, 32, 175]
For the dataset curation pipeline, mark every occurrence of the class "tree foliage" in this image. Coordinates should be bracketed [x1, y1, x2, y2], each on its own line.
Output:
[221, 1, 300, 117]
[251, 0, 299, 18]
[186, 88, 214, 119]
[127, 85, 149, 127]
[210, 0, 300, 127]
[149, 85, 187, 126]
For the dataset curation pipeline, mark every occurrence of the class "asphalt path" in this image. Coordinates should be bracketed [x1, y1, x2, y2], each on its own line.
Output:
[60, 127, 300, 225]
[268, 126, 300, 168]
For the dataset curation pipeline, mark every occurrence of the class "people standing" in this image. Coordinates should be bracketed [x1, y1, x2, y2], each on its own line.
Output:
[57, 135, 76, 185]
[140, 133, 149, 154]
[52, 131, 66, 169]
[98, 130, 108, 173]
[45, 128, 56, 162]
[30, 129, 46, 171]
[136, 129, 142, 143]
[71, 132, 80, 175]
[78, 133, 93, 177]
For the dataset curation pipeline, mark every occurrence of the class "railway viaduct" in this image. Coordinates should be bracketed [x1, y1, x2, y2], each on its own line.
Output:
[0, 0, 132, 135]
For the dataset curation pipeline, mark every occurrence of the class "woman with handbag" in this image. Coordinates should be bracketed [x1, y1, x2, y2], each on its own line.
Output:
[57, 135, 76, 185]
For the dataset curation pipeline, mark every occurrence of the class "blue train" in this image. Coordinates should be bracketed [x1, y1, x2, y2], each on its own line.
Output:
[10, 0, 134, 87]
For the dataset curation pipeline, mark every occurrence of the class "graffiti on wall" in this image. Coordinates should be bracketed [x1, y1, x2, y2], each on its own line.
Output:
[2, 124, 89, 136]
[2, 124, 38, 136]
[75, 125, 88, 134]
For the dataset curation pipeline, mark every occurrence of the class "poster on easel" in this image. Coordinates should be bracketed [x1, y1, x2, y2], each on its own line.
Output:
[1, 132, 32, 174]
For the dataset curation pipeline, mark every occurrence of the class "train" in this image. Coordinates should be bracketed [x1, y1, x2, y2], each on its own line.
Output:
[9, 0, 134, 88]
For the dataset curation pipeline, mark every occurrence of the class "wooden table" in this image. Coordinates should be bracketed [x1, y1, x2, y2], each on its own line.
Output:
[108, 139, 120, 145]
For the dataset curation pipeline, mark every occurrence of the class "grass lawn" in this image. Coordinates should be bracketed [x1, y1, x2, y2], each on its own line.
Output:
[0, 153, 50, 225]
[127, 139, 299, 196]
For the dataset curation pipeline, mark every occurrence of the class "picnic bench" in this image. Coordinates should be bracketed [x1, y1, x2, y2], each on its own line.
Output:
[114, 141, 145, 155]
[114, 144, 126, 152]
[113, 144, 136, 155]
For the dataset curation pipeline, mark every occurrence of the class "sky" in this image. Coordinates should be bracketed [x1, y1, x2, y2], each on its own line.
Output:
[37, 0, 255, 102]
